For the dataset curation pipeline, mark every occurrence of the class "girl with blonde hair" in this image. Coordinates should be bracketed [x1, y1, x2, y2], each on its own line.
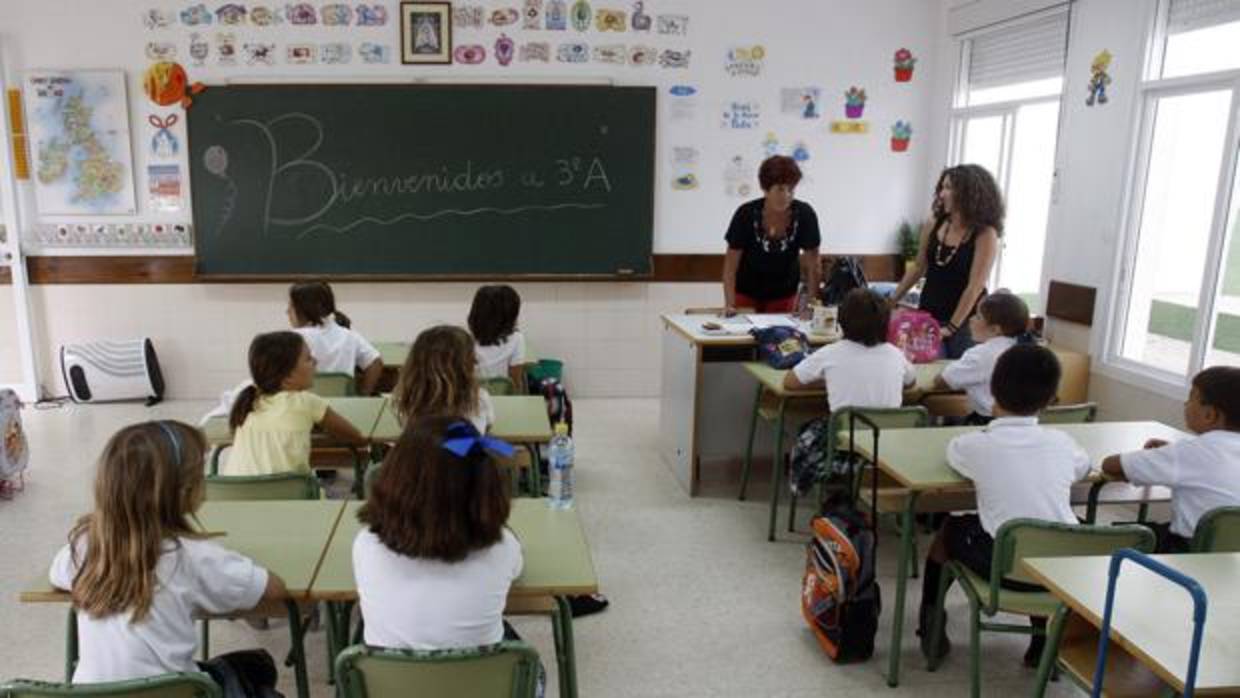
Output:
[392, 325, 494, 434]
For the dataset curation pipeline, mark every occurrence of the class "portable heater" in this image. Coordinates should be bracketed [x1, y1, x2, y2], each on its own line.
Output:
[59, 338, 165, 405]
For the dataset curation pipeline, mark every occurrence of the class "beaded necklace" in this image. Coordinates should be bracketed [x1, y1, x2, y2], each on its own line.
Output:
[934, 222, 973, 267]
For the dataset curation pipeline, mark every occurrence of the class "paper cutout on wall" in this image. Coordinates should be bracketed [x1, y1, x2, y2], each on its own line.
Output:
[147, 164, 182, 212]
[143, 62, 188, 106]
[721, 100, 760, 129]
[523, 0, 543, 28]
[215, 4, 247, 25]
[286, 3, 317, 24]
[894, 48, 917, 82]
[632, 1, 651, 30]
[791, 140, 810, 162]
[145, 42, 177, 61]
[356, 5, 388, 26]
[189, 33, 210, 65]
[243, 43, 276, 65]
[148, 114, 179, 158]
[216, 33, 237, 65]
[34, 221, 193, 248]
[520, 42, 551, 62]
[180, 4, 213, 25]
[454, 5, 484, 28]
[762, 132, 779, 158]
[142, 8, 174, 29]
[287, 44, 316, 63]
[570, 0, 591, 31]
[592, 44, 626, 64]
[455, 44, 487, 64]
[545, 0, 567, 29]
[780, 87, 820, 119]
[495, 34, 516, 65]
[830, 120, 869, 134]
[556, 42, 588, 62]
[596, 8, 626, 31]
[724, 155, 753, 197]
[656, 14, 687, 35]
[658, 49, 690, 68]
[490, 7, 520, 26]
[891, 121, 912, 151]
[724, 45, 764, 77]
[629, 45, 657, 66]
[321, 3, 353, 25]
[250, 6, 281, 26]
[670, 145, 699, 191]
[668, 84, 697, 122]
[843, 86, 866, 119]
[1086, 50, 1113, 106]
[321, 42, 352, 64]
[359, 43, 391, 63]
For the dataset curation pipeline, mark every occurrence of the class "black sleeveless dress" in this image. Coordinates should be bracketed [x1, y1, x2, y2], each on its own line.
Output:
[919, 219, 983, 325]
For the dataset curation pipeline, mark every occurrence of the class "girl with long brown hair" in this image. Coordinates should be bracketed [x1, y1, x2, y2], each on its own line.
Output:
[288, 280, 384, 395]
[392, 325, 494, 434]
[225, 330, 367, 476]
[50, 420, 286, 688]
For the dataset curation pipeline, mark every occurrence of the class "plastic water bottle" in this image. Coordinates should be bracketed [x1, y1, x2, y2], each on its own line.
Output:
[547, 422, 574, 509]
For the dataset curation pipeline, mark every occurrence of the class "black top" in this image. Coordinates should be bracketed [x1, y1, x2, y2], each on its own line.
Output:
[725, 198, 821, 301]
[919, 218, 984, 324]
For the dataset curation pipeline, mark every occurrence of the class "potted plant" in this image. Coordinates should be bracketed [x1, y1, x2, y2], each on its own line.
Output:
[893, 48, 917, 82]
[891, 121, 912, 152]
[898, 220, 920, 263]
[844, 86, 866, 119]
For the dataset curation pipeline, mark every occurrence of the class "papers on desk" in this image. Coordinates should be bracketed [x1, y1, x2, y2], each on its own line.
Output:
[745, 314, 800, 329]
[697, 316, 753, 336]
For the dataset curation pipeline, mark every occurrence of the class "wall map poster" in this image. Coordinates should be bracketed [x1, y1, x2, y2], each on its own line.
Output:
[25, 70, 136, 215]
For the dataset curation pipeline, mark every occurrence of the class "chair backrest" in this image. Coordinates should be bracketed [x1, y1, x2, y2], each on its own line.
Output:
[0, 673, 221, 697]
[480, 377, 515, 396]
[988, 519, 1155, 611]
[1191, 506, 1240, 552]
[832, 405, 930, 453]
[1039, 402, 1098, 424]
[313, 372, 356, 397]
[334, 642, 540, 698]
[204, 473, 320, 501]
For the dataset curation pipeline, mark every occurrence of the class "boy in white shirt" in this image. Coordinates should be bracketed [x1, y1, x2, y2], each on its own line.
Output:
[935, 291, 1031, 424]
[784, 287, 916, 410]
[918, 344, 1090, 666]
[1102, 366, 1240, 552]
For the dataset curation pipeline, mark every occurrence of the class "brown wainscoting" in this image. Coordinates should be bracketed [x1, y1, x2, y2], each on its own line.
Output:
[1045, 280, 1096, 326]
[0, 266, 10, 284]
[0, 253, 905, 284]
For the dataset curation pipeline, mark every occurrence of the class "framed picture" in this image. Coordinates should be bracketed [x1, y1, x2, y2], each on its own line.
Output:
[401, 2, 452, 64]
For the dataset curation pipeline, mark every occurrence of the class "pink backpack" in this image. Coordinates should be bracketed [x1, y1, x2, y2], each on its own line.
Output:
[887, 308, 941, 363]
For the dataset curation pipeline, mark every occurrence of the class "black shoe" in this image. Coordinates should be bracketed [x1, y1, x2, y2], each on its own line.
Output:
[917, 606, 951, 663]
[568, 593, 609, 618]
[1024, 634, 1046, 668]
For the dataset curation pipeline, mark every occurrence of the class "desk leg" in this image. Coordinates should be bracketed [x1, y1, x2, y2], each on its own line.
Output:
[1085, 482, 1104, 524]
[324, 600, 355, 685]
[767, 399, 787, 542]
[739, 383, 763, 501]
[1033, 604, 1069, 697]
[65, 608, 78, 682]
[886, 491, 920, 687]
[351, 447, 366, 499]
[553, 596, 578, 698]
[284, 600, 310, 698]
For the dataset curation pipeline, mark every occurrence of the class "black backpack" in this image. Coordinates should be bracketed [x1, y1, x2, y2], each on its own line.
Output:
[821, 256, 868, 306]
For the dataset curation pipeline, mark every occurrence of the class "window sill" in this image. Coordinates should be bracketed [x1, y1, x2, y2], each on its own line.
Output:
[1092, 357, 1190, 403]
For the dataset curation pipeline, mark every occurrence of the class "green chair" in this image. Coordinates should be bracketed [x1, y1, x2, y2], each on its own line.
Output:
[1038, 402, 1097, 424]
[481, 376, 515, 396]
[313, 372, 356, 397]
[0, 673, 221, 697]
[204, 473, 321, 501]
[1190, 505, 1240, 552]
[927, 519, 1155, 698]
[334, 642, 540, 698]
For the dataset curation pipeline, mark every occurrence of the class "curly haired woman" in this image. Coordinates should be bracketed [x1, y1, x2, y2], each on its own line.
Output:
[890, 164, 1004, 359]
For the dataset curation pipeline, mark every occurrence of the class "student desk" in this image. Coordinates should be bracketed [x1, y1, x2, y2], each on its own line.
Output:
[200, 396, 388, 449]
[855, 421, 1188, 687]
[369, 395, 553, 443]
[739, 361, 952, 542]
[1023, 553, 1240, 696]
[19, 499, 598, 698]
[372, 340, 542, 392]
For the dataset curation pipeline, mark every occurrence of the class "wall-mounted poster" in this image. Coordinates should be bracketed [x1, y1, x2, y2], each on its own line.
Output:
[25, 70, 136, 215]
[401, 2, 453, 64]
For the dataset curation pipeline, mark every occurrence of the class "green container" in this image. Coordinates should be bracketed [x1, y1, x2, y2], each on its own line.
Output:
[527, 359, 564, 384]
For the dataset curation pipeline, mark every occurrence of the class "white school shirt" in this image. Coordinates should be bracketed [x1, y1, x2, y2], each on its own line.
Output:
[474, 388, 496, 433]
[353, 527, 523, 650]
[1120, 430, 1240, 538]
[947, 416, 1092, 536]
[791, 339, 915, 412]
[49, 537, 268, 683]
[940, 335, 1017, 417]
[475, 331, 527, 380]
[295, 318, 381, 374]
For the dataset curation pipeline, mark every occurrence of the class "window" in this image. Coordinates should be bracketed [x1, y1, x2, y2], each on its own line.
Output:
[1110, 0, 1240, 385]
[950, 8, 1069, 311]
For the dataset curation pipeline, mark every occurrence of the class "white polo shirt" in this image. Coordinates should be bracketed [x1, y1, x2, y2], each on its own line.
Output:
[353, 527, 522, 650]
[295, 318, 381, 375]
[1120, 430, 1240, 538]
[50, 537, 268, 683]
[475, 331, 527, 380]
[791, 339, 915, 412]
[940, 335, 1017, 416]
[947, 416, 1092, 536]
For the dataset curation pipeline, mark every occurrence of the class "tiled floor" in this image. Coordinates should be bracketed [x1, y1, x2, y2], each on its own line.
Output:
[0, 398, 1088, 697]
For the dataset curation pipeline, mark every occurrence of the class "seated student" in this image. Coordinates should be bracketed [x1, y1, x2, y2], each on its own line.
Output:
[469, 284, 527, 388]
[934, 291, 1031, 424]
[783, 287, 916, 408]
[288, 280, 383, 395]
[1102, 366, 1240, 552]
[392, 325, 494, 434]
[918, 344, 1089, 666]
[50, 420, 287, 691]
[225, 331, 367, 476]
[353, 416, 522, 650]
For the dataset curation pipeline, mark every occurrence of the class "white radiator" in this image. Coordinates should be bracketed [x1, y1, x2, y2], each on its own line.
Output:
[60, 338, 165, 405]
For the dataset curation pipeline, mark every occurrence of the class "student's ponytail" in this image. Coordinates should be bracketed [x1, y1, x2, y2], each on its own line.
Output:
[230, 331, 307, 430]
[289, 281, 347, 327]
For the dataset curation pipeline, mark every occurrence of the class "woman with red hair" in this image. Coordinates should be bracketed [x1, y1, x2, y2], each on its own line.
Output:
[722, 156, 821, 315]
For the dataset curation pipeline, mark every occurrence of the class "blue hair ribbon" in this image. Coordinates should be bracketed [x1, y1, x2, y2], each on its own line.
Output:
[441, 421, 515, 459]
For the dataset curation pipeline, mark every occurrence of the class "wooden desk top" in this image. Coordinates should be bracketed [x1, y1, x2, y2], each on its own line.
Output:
[370, 395, 553, 444]
[661, 313, 836, 347]
[1023, 553, 1240, 694]
[742, 360, 949, 399]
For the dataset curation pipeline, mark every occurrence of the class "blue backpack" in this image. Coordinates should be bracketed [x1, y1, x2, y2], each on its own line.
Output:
[751, 326, 809, 369]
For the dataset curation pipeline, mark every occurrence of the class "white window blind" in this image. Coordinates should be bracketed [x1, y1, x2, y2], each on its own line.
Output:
[1168, 0, 1240, 34]
[966, 11, 1069, 90]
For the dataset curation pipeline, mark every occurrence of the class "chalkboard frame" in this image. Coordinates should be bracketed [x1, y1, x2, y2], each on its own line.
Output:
[187, 82, 656, 280]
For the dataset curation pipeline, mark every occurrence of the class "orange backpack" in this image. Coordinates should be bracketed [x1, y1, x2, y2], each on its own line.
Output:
[801, 508, 880, 662]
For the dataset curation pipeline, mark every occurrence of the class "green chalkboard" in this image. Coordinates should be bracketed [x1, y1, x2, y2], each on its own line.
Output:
[187, 84, 655, 276]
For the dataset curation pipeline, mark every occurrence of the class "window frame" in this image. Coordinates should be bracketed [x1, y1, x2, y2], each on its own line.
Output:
[1102, 12, 1240, 396]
